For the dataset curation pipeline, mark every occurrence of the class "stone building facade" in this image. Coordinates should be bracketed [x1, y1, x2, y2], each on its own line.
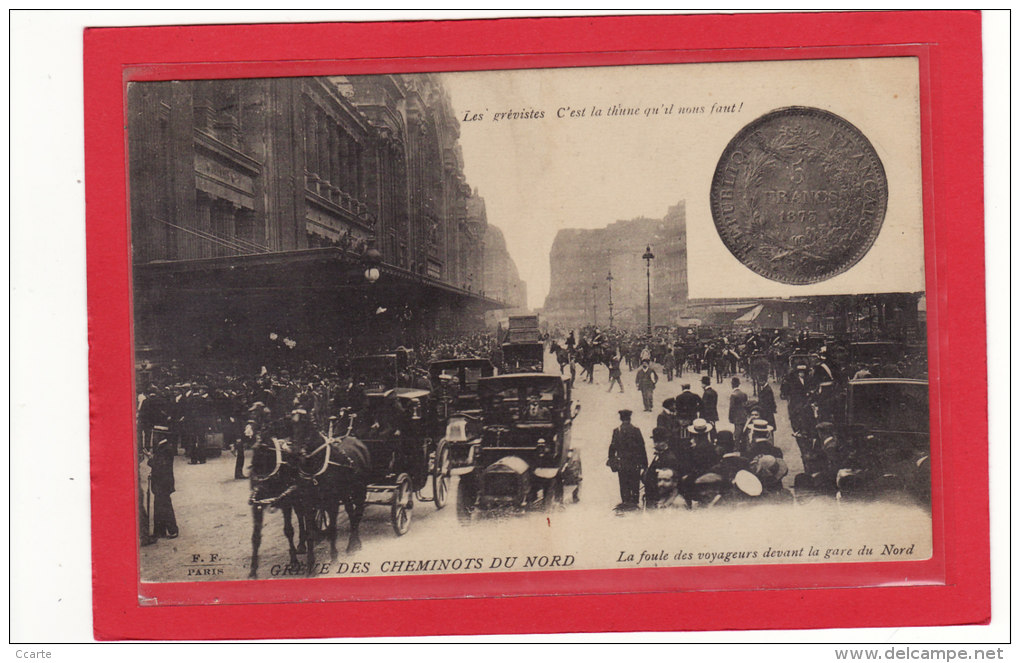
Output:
[541, 203, 687, 330]
[127, 74, 518, 365]
[483, 222, 529, 319]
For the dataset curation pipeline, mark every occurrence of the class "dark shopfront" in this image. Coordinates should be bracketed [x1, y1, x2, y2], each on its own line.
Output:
[133, 247, 503, 374]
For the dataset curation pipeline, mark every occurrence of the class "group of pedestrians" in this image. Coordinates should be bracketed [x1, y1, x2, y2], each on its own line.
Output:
[136, 330, 502, 548]
[606, 403, 790, 511]
[605, 367, 786, 511]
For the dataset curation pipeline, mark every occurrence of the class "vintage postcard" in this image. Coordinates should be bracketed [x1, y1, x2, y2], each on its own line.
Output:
[128, 55, 934, 590]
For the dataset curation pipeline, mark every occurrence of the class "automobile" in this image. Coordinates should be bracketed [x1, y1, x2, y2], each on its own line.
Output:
[501, 341, 545, 373]
[817, 378, 930, 505]
[456, 373, 582, 520]
[844, 378, 929, 453]
[429, 358, 497, 415]
[430, 358, 497, 473]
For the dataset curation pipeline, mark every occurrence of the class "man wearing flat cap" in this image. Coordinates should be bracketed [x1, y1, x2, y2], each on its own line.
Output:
[607, 409, 648, 510]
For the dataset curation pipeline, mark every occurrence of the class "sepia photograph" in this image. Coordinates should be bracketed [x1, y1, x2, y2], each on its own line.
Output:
[127, 57, 933, 591]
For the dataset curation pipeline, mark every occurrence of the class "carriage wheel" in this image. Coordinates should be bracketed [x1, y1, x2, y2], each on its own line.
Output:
[390, 473, 413, 536]
[432, 442, 451, 510]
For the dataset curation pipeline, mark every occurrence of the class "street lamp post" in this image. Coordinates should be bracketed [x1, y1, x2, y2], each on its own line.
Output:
[591, 281, 598, 326]
[642, 245, 655, 335]
[362, 236, 383, 284]
[606, 269, 614, 328]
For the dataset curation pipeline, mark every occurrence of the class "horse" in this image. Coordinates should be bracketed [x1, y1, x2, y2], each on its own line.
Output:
[550, 342, 570, 375]
[295, 417, 371, 575]
[248, 436, 307, 579]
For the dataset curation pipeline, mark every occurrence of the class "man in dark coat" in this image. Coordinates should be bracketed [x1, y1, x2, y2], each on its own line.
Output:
[757, 380, 778, 430]
[700, 375, 719, 433]
[687, 418, 720, 477]
[607, 409, 648, 509]
[643, 426, 682, 508]
[728, 377, 749, 440]
[607, 352, 624, 393]
[784, 364, 817, 437]
[674, 383, 702, 442]
[148, 431, 179, 539]
[634, 360, 658, 412]
[656, 398, 679, 439]
[662, 350, 676, 382]
[137, 386, 168, 453]
[813, 348, 845, 424]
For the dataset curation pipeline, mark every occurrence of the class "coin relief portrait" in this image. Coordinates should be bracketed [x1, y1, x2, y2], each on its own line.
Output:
[710, 107, 889, 285]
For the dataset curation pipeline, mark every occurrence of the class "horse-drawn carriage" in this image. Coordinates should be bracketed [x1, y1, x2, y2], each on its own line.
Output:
[348, 349, 411, 391]
[345, 387, 449, 534]
[456, 373, 582, 521]
[788, 352, 821, 372]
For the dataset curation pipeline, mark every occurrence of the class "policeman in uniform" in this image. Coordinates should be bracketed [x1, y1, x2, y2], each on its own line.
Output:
[607, 409, 648, 510]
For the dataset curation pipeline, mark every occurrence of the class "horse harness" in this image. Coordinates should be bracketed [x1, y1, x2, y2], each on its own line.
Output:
[302, 434, 358, 484]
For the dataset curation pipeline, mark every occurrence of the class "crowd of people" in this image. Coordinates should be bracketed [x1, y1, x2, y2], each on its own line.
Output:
[136, 330, 505, 545]
[136, 321, 927, 542]
[558, 323, 927, 511]
[548, 324, 927, 387]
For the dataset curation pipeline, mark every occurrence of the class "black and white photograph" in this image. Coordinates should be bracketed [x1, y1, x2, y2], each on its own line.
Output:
[128, 57, 932, 587]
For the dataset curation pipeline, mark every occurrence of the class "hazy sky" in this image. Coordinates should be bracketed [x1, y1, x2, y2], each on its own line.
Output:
[441, 58, 923, 309]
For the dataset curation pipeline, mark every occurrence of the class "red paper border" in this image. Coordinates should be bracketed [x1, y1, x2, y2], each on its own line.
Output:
[85, 11, 988, 639]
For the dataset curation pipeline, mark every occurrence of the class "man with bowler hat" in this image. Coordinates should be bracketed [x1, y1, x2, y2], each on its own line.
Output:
[674, 383, 702, 442]
[643, 426, 682, 507]
[607, 409, 648, 510]
[728, 377, 749, 438]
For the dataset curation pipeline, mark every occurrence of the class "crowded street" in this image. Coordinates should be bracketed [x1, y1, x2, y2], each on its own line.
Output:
[140, 341, 931, 583]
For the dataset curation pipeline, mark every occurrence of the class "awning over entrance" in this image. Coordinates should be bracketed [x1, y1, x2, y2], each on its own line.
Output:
[134, 247, 507, 311]
[132, 248, 507, 367]
[733, 304, 764, 324]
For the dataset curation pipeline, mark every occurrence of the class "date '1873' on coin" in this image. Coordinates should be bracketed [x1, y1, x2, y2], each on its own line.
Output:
[710, 107, 888, 285]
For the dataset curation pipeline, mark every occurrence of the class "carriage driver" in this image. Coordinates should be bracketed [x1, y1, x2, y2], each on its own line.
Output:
[287, 408, 319, 452]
